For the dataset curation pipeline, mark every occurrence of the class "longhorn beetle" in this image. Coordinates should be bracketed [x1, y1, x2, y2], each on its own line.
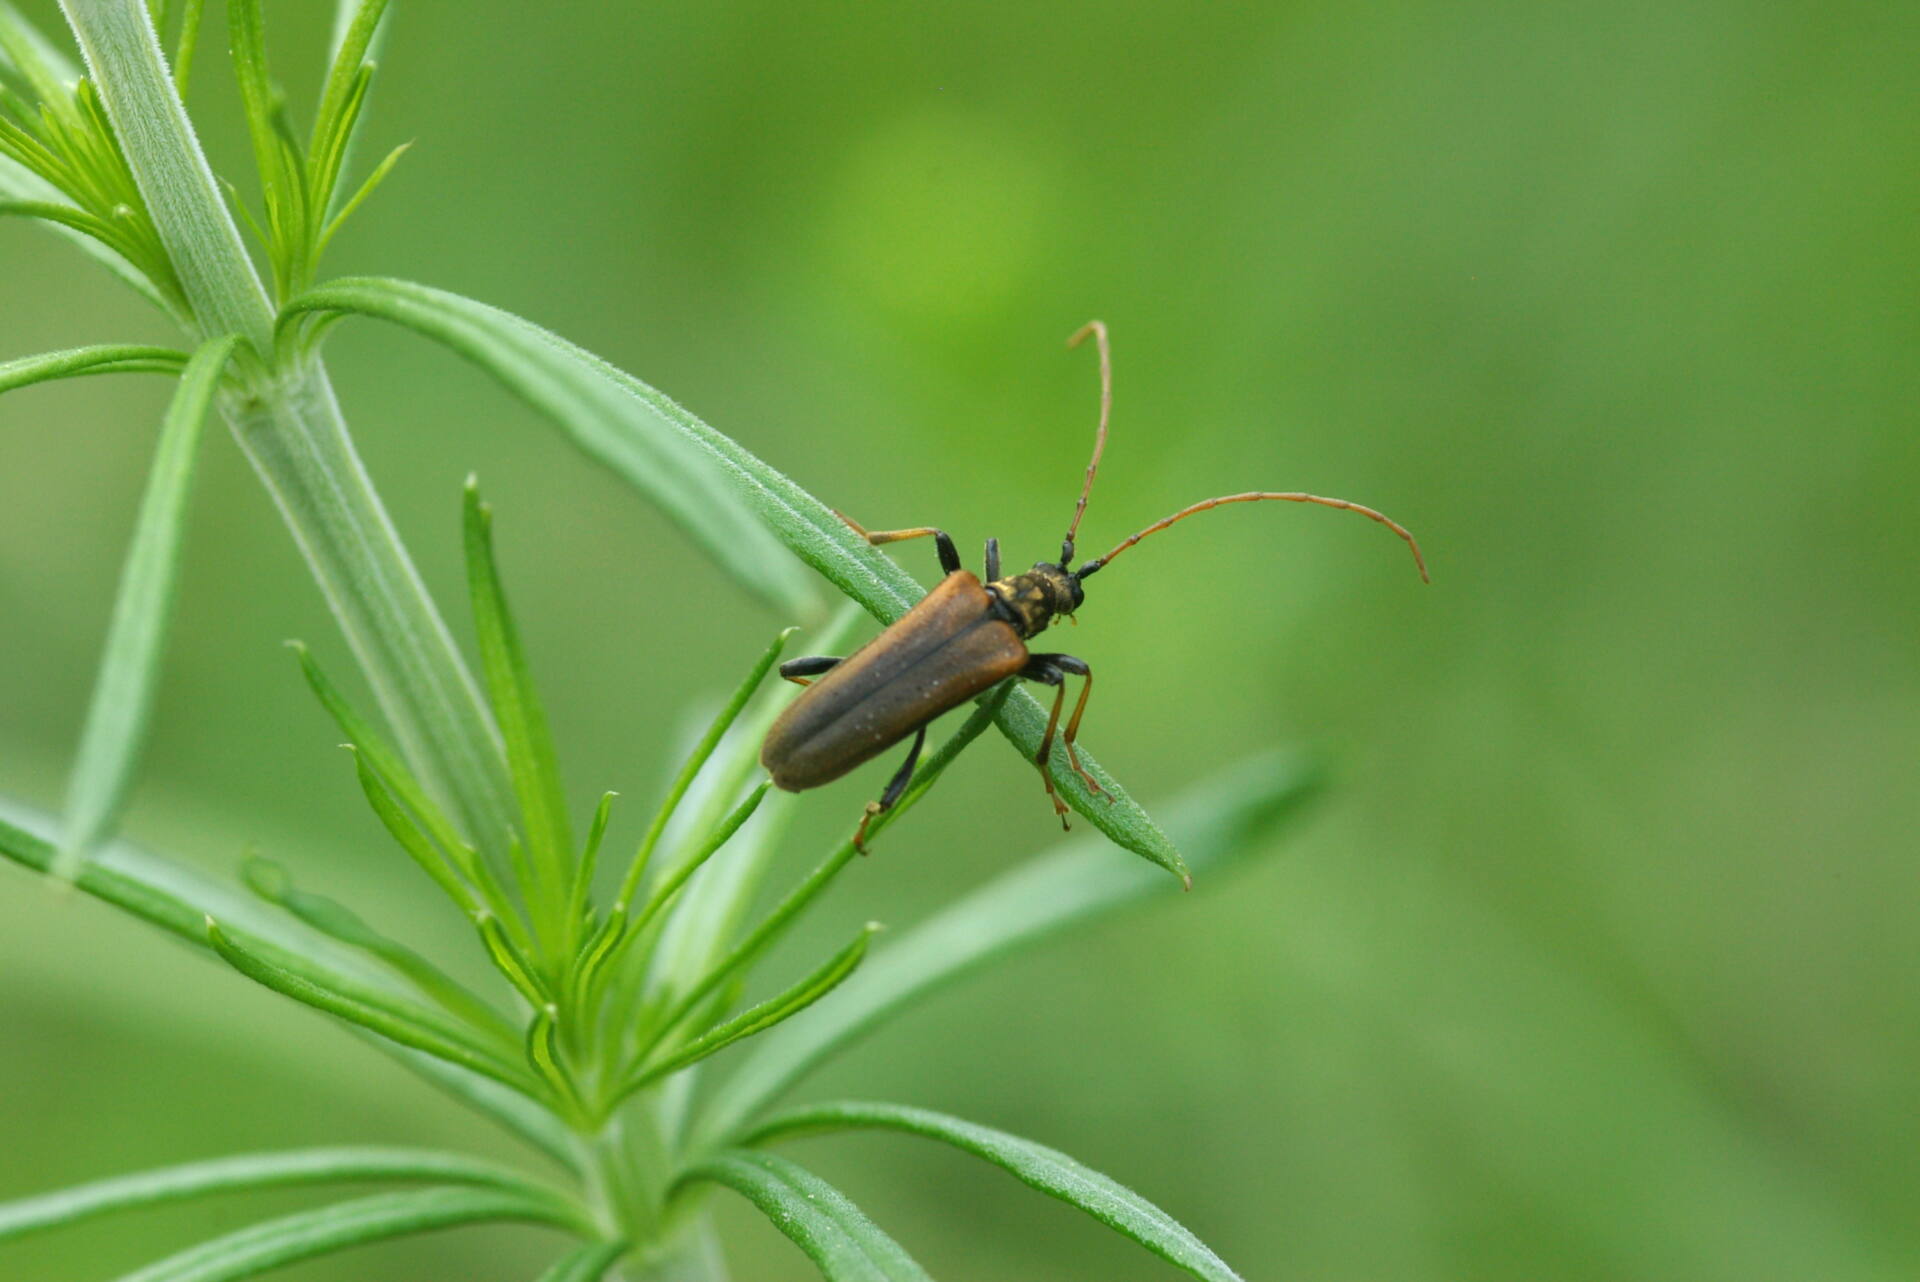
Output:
[761, 322, 1428, 852]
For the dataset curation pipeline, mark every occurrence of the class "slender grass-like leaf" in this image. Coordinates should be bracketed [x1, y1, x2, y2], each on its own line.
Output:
[0, 802, 578, 1165]
[110, 1187, 587, 1282]
[293, 643, 520, 931]
[655, 685, 1009, 1049]
[241, 856, 514, 1041]
[206, 918, 541, 1099]
[622, 923, 876, 1101]
[632, 782, 770, 937]
[350, 746, 485, 917]
[53, 333, 239, 880]
[171, 0, 204, 97]
[464, 478, 570, 933]
[748, 1101, 1244, 1282]
[614, 626, 795, 911]
[0, 343, 186, 392]
[694, 750, 1323, 1148]
[282, 278, 814, 616]
[675, 1151, 929, 1282]
[283, 276, 1185, 878]
[535, 1240, 631, 1282]
[0, 12, 172, 310]
[0, 1147, 564, 1244]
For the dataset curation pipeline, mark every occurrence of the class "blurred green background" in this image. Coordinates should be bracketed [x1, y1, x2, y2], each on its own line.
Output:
[3, 1, 1916, 1278]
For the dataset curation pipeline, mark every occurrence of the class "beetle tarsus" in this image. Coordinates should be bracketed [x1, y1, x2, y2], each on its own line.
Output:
[853, 724, 928, 854]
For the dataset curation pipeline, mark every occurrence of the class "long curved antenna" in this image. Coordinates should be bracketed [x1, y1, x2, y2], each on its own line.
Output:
[1077, 491, 1429, 582]
[1060, 320, 1111, 567]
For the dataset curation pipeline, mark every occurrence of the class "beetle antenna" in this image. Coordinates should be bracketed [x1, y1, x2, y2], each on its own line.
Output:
[1076, 491, 1429, 583]
[1060, 320, 1111, 567]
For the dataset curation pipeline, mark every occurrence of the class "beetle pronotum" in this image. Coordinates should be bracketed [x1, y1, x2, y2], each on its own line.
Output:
[761, 322, 1427, 850]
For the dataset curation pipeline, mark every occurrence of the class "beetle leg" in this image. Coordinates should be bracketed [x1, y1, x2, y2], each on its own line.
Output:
[1025, 653, 1106, 802]
[835, 512, 962, 576]
[854, 724, 927, 853]
[984, 536, 1001, 582]
[779, 655, 842, 687]
[1021, 659, 1074, 828]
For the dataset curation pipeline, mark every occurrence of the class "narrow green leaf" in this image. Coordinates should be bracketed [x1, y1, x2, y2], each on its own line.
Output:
[524, 1004, 582, 1112]
[476, 911, 552, 1005]
[535, 1240, 631, 1282]
[171, 0, 204, 97]
[311, 0, 387, 160]
[656, 685, 1009, 1044]
[0, 799, 578, 1168]
[53, 334, 240, 880]
[110, 1187, 586, 1282]
[566, 790, 617, 929]
[349, 746, 483, 916]
[614, 626, 795, 910]
[0, 343, 186, 392]
[0, 2, 78, 107]
[675, 1150, 929, 1282]
[693, 750, 1323, 1147]
[0, 1146, 564, 1244]
[641, 604, 862, 1015]
[464, 478, 571, 927]
[282, 276, 1182, 876]
[0, 198, 145, 262]
[748, 1101, 1244, 1282]
[632, 781, 770, 937]
[623, 923, 875, 1100]
[283, 277, 816, 616]
[292, 642, 518, 929]
[241, 856, 514, 1042]
[316, 138, 406, 254]
[206, 917, 541, 1099]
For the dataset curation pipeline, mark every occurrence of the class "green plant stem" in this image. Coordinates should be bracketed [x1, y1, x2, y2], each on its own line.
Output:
[223, 364, 518, 856]
[55, 1, 515, 856]
[57, 0, 273, 352]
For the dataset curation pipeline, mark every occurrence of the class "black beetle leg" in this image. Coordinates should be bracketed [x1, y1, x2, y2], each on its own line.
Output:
[835, 512, 962, 576]
[854, 725, 927, 853]
[984, 536, 1001, 582]
[779, 655, 842, 687]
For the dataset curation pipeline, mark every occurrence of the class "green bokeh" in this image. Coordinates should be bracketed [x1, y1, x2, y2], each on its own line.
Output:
[2, 1, 1915, 1279]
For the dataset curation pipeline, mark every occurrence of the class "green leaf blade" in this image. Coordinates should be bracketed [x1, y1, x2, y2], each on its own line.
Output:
[0, 800, 577, 1167]
[205, 917, 541, 1100]
[675, 1150, 930, 1282]
[0, 1147, 565, 1244]
[625, 922, 876, 1099]
[0, 343, 187, 393]
[109, 1187, 585, 1282]
[53, 333, 240, 879]
[749, 1101, 1244, 1282]
[694, 750, 1323, 1147]
[463, 478, 571, 924]
[284, 277, 817, 617]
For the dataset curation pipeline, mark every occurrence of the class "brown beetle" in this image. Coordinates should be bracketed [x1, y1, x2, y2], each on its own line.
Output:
[761, 322, 1428, 849]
